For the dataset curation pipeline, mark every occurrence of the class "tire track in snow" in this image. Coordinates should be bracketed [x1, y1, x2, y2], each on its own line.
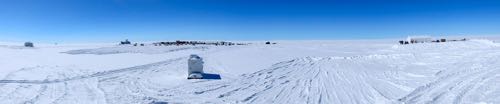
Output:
[0, 57, 186, 103]
[160, 55, 404, 104]
[0, 58, 183, 84]
[399, 53, 500, 104]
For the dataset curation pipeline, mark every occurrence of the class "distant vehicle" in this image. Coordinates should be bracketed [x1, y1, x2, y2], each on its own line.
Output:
[120, 39, 131, 45]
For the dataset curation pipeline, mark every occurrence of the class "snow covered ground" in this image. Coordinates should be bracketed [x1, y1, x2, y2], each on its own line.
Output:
[1, 38, 499, 104]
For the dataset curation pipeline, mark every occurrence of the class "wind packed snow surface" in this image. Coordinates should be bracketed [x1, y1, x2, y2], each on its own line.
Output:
[1, 40, 500, 104]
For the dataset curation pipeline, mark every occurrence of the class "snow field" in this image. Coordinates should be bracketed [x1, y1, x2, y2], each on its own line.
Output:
[0, 39, 499, 104]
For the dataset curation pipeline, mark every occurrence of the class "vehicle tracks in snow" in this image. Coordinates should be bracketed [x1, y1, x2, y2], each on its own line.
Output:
[399, 53, 500, 104]
[158, 55, 411, 103]
[0, 58, 183, 84]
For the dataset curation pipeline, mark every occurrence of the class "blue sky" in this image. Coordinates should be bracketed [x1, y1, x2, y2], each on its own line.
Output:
[0, 0, 499, 43]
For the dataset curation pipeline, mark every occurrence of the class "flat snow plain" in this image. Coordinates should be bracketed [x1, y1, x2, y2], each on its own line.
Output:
[0, 39, 499, 104]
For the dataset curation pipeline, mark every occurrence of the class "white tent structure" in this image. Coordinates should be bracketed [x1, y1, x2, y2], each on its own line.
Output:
[188, 54, 204, 79]
[407, 36, 433, 43]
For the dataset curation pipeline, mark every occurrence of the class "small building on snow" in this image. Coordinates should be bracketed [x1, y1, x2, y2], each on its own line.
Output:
[24, 42, 34, 47]
[188, 54, 204, 79]
[407, 36, 432, 43]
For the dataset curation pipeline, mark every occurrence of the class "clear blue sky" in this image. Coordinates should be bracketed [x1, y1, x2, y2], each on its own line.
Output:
[0, 0, 499, 43]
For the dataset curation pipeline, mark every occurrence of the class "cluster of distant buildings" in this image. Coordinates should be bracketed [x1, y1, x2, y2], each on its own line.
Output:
[399, 36, 467, 45]
[15, 39, 275, 48]
[265, 41, 277, 45]
[152, 40, 245, 46]
[119, 39, 250, 46]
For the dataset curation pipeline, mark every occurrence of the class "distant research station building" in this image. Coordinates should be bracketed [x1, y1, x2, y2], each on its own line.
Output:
[399, 35, 467, 45]
[407, 36, 433, 43]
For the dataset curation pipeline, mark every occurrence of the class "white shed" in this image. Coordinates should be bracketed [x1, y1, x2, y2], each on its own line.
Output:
[188, 54, 204, 79]
[407, 36, 432, 43]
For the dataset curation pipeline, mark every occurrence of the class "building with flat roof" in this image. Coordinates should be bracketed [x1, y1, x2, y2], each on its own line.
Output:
[407, 36, 433, 43]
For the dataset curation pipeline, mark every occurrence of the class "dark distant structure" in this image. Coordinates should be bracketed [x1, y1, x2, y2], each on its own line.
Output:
[120, 39, 131, 45]
[152, 40, 246, 46]
[398, 36, 468, 45]
[24, 42, 34, 47]
[432, 39, 440, 43]
[265, 41, 271, 44]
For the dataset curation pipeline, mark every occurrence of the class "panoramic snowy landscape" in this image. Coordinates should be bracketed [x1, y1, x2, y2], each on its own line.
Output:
[1, 37, 499, 104]
[2, 0, 500, 104]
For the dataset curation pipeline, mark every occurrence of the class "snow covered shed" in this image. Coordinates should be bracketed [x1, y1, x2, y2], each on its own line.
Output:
[188, 54, 204, 79]
[407, 36, 432, 43]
